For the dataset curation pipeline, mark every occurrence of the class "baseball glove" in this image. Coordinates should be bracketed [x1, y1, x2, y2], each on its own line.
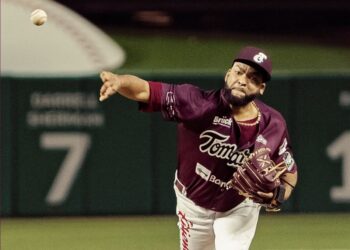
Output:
[229, 147, 288, 211]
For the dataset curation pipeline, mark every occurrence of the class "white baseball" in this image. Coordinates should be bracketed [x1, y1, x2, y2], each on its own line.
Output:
[30, 9, 47, 26]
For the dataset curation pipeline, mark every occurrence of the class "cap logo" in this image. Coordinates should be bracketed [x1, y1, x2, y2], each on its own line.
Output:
[253, 52, 267, 63]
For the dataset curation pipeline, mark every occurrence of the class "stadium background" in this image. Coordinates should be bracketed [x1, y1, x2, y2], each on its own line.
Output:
[1, 0, 350, 249]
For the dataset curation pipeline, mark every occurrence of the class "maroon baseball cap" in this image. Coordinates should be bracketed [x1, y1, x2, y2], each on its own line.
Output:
[233, 46, 272, 82]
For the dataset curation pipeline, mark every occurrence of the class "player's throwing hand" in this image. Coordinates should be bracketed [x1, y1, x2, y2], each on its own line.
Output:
[99, 71, 150, 102]
[99, 71, 121, 102]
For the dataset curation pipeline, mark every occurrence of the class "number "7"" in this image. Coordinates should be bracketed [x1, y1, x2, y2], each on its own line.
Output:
[40, 132, 91, 206]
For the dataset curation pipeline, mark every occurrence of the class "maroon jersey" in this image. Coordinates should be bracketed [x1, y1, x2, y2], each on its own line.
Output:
[140, 82, 297, 212]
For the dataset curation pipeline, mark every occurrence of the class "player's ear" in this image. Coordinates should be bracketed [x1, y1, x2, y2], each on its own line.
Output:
[259, 83, 266, 95]
[224, 69, 231, 82]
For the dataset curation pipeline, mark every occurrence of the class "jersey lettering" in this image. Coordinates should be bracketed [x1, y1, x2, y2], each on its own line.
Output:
[199, 130, 250, 168]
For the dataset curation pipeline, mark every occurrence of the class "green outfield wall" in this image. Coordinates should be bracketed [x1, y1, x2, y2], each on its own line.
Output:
[1, 73, 350, 216]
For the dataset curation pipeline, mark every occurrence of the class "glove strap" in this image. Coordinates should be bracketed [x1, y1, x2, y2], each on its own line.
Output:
[274, 184, 286, 205]
[265, 185, 286, 212]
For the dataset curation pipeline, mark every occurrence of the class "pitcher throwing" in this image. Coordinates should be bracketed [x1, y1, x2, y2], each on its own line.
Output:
[99, 46, 298, 250]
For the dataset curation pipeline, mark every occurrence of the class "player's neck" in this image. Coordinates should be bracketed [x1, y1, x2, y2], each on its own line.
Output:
[232, 101, 259, 122]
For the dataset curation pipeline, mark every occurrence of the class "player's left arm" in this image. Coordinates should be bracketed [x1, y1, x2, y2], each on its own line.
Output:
[280, 170, 298, 201]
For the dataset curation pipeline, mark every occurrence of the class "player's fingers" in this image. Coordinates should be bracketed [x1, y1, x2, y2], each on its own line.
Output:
[101, 87, 115, 101]
[257, 191, 273, 199]
[105, 86, 116, 96]
[100, 71, 113, 83]
[100, 71, 107, 82]
[99, 84, 111, 100]
[99, 87, 112, 101]
[99, 94, 109, 102]
[100, 79, 115, 94]
[99, 95, 106, 102]
[99, 72, 119, 102]
[100, 83, 108, 95]
[99, 83, 111, 102]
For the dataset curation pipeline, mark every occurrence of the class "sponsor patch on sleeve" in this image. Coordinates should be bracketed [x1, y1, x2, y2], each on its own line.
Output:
[282, 151, 295, 171]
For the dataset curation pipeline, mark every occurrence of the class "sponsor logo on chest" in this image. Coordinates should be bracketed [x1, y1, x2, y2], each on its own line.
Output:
[199, 130, 250, 168]
[195, 162, 231, 189]
[213, 116, 232, 127]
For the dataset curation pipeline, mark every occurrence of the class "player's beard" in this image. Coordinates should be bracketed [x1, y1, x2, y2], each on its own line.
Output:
[222, 85, 259, 107]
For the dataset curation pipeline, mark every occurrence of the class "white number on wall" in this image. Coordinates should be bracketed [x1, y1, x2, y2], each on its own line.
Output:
[40, 132, 91, 206]
[327, 131, 350, 202]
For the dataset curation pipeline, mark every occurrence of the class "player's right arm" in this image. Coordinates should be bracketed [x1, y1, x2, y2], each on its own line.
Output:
[100, 72, 212, 122]
[99, 71, 150, 103]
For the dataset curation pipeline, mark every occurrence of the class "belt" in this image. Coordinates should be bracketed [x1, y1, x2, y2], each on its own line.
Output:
[175, 178, 186, 195]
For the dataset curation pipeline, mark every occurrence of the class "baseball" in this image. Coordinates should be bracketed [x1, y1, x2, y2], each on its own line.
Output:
[30, 9, 47, 26]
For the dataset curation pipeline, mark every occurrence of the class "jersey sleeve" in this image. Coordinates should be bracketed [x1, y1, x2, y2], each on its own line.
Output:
[270, 123, 297, 174]
[256, 111, 298, 174]
[274, 131, 298, 173]
[140, 81, 214, 122]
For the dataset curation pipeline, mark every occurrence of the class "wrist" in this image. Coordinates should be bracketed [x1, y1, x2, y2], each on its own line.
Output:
[272, 184, 286, 206]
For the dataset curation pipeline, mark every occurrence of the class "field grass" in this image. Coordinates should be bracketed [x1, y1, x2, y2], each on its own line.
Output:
[109, 30, 350, 73]
[2, 213, 350, 250]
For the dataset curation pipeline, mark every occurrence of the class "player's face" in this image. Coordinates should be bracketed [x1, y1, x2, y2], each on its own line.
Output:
[223, 62, 266, 106]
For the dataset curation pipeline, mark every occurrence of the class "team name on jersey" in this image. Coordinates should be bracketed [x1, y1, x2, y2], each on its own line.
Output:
[212, 116, 232, 127]
[199, 130, 250, 168]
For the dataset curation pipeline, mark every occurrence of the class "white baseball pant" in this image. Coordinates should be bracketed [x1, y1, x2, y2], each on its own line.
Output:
[175, 185, 261, 250]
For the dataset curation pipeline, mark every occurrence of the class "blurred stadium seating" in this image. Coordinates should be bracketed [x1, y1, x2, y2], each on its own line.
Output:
[55, 0, 350, 33]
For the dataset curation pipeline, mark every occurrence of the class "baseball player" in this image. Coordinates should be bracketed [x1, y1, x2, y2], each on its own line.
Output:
[99, 46, 298, 250]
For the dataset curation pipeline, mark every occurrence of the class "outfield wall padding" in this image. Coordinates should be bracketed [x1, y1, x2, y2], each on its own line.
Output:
[1, 73, 350, 216]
